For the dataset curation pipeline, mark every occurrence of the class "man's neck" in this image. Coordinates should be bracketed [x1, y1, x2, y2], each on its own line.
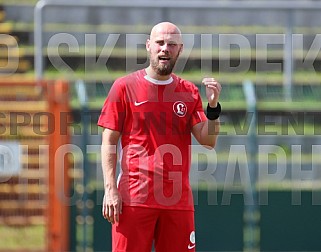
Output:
[145, 66, 171, 81]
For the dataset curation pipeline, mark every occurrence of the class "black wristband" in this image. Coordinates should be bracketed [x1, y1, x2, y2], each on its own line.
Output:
[206, 102, 221, 120]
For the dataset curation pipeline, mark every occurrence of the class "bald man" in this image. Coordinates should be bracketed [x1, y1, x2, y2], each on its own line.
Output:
[98, 22, 222, 252]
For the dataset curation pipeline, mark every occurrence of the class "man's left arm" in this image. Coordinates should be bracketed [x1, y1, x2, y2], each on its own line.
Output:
[192, 78, 222, 149]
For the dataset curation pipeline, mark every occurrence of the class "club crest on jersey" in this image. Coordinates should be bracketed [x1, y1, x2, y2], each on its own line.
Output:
[173, 101, 187, 117]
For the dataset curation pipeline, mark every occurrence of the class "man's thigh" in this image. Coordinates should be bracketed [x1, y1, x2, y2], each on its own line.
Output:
[112, 206, 159, 252]
[154, 209, 195, 252]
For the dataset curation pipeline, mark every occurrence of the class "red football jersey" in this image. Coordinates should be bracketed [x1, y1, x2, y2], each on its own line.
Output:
[98, 69, 207, 210]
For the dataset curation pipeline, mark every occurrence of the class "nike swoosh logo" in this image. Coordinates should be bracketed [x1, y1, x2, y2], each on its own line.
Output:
[188, 244, 195, 250]
[134, 100, 148, 106]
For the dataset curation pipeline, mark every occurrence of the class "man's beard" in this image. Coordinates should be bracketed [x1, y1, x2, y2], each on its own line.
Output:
[150, 55, 178, 76]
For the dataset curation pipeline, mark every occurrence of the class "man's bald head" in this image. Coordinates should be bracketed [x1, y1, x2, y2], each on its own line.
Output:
[150, 22, 183, 45]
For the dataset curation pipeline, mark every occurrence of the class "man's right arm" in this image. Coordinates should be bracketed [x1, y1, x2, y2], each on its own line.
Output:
[101, 128, 122, 224]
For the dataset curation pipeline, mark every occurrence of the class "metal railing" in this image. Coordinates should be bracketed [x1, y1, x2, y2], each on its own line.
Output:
[35, 0, 321, 101]
[243, 79, 259, 252]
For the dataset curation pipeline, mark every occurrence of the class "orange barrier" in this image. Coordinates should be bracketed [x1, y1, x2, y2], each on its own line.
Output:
[0, 79, 71, 251]
[47, 80, 70, 252]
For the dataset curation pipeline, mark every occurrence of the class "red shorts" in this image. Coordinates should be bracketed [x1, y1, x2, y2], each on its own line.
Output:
[112, 206, 196, 252]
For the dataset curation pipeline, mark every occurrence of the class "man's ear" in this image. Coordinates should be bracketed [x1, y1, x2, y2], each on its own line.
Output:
[146, 39, 151, 52]
[178, 44, 183, 55]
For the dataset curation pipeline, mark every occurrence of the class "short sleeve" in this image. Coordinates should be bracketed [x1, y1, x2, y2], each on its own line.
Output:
[190, 92, 207, 127]
[97, 79, 126, 132]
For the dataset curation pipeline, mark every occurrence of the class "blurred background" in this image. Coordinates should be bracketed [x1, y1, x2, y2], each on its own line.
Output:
[0, 0, 321, 251]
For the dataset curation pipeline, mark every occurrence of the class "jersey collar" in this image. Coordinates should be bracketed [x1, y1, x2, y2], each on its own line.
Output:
[144, 74, 174, 85]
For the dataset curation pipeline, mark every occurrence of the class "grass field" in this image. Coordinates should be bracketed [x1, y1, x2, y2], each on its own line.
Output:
[0, 225, 45, 250]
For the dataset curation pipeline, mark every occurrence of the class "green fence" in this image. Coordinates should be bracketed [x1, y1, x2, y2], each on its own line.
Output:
[70, 189, 321, 251]
[260, 190, 321, 251]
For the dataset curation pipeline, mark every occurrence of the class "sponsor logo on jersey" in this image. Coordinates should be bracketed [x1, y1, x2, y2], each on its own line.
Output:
[134, 100, 148, 106]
